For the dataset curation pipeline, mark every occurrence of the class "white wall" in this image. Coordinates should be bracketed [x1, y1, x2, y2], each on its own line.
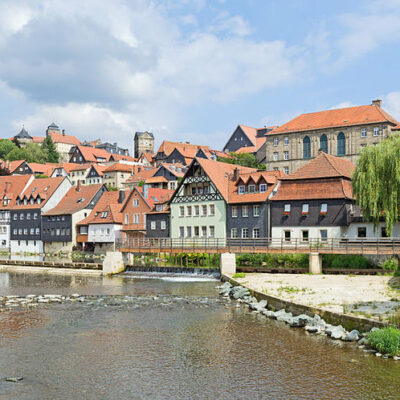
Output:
[88, 223, 122, 243]
[271, 226, 343, 243]
[344, 222, 400, 238]
[42, 178, 72, 213]
[11, 239, 43, 254]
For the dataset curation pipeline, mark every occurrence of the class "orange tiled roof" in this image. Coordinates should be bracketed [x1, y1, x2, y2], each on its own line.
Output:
[141, 152, 155, 163]
[0, 175, 33, 209]
[28, 163, 55, 175]
[90, 164, 108, 176]
[145, 176, 168, 184]
[392, 124, 400, 131]
[270, 104, 399, 134]
[70, 163, 93, 172]
[7, 160, 26, 173]
[103, 163, 134, 173]
[109, 154, 137, 162]
[157, 140, 211, 157]
[235, 146, 256, 154]
[74, 146, 111, 162]
[43, 184, 104, 215]
[12, 177, 66, 209]
[49, 132, 81, 145]
[51, 162, 78, 174]
[125, 168, 157, 183]
[32, 136, 45, 143]
[160, 163, 186, 177]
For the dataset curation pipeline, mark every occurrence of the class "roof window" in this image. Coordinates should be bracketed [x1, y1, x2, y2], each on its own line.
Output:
[101, 211, 108, 218]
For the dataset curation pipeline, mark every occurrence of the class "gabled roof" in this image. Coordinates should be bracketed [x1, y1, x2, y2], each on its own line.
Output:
[109, 154, 137, 162]
[160, 162, 186, 177]
[89, 164, 108, 176]
[121, 187, 174, 213]
[43, 184, 104, 215]
[156, 140, 211, 158]
[77, 191, 128, 225]
[281, 152, 355, 180]
[12, 177, 66, 209]
[72, 146, 111, 162]
[0, 175, 34, 209]
[139, 152, 155, 164]
[28, 163, 55, 175]
[125, 167, 157, 183]
[51, 162, 79, 174]
[270, 103, 399, 135]
[238, 125, 257, 145]
[7, 160, 27, 174]
[103, 163, 134, 173]
[49, 131, 81, 146]
[70, 163, 93, 172]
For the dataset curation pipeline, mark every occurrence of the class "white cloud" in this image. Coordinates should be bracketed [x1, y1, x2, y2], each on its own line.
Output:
[329, 101, 358, 110]
[383, 92, 400, 121]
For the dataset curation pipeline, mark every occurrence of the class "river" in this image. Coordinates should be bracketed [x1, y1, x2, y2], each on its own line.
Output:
[0, 271, 399, 400]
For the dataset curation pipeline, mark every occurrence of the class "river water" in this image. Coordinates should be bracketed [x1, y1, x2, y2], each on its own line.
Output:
[0, 272, 399, 400]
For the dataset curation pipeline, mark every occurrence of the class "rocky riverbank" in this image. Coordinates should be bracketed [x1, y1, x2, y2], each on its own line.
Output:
[219, 281, 400, 361]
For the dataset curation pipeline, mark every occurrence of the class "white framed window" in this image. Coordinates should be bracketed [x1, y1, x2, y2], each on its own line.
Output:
[361, 128, 367, 138]
[151, 221, 156, 230]
[194, 226, 199, 237]
[259, 183, 267, 192]
[373, 127, 380, 137]
[194, 205, 200, 216]
[283, 167, 289, 175]
[320, 230, 328, 241]
[125, 214, 129, 224]
[187, 226, 192, 237]
[253, 227, 260, 238]
[302, 230, 309, 242]
[284, 151, 289, 160]
[284, 136, 289, 146]
[35, 228, 40, 235]
[321, 203, 328, 213]
[179, 206, 185, 217]
[179, 226, 184, 237]
[302, 204, 309, 214]
[284, 204, 291, 214]
[232, 206, 238, 218]
[248, 185, 255, 193]
[242, 228, 249, 238]
[231, 228, 238, 238]
[273, 138, 279, 147]
[23, 228, 27, 235]
[209, 204, 215, 216]
[284, 230, 291, 242]
[242, 205, 248, 217]
[201, 226, 207, 237]
[133, 214, 140, 224]
[273, 152, 278, 161]
[161, 221, 166, 230]
[253, 205, 260, 217]
[34, 213, 38, 220]
[209, 226, 215, 237]
[132, 198, 139, 207]
[187, 206, 192, 216]
[202, 205, 207, 216]
[238, 185, 245, 195]
[101, 211, 108, 218]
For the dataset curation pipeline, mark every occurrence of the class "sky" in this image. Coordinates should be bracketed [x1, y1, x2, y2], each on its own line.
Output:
[0, 0, 400, 153]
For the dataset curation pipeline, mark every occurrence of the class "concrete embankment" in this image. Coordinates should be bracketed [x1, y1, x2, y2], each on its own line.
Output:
[0, 264, 103, 276]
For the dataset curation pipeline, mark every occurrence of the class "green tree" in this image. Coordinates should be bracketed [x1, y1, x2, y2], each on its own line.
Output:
[0, 140, 17, 160]
[218, 152, 265, 169]
[353, 135, 400, 236]
[41, 135, 60, 163]
[6, 143, 47, 163]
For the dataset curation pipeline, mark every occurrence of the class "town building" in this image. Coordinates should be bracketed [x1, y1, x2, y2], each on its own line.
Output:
[227, 170, 280, 240]
[42, 183, 106, 253]
[27, 163, 55, 176]
[137, 152, 155, 167]
[13, 127, 33, 145]
[122, 166, 158, 189]
[50, 163, 78, 178]
[102, 163, 134, 189]
[121, 186, 173, 241]
[69, 164, 93, 186]
[69, 145, 111, 163]
[95, 142, 129, 156]
[46, 123, 81, 162]
[86, 165, 108, 185]
[265, 100, 399, 174]
[0, 175, 34, 250]
[8, 160, 33, 175]
[149, 163, 186, 190]
[10, 177, 72, 253]
[146, 197, 171, 239]
[134, 131, 154, 158]
[169, 158, 255, 240]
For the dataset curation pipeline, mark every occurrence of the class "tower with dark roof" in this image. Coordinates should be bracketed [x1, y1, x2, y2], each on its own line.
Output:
[134, 131, 154, 158]
[14, 127, 33, 145]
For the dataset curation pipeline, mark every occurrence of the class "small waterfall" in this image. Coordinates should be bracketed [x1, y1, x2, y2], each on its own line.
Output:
[124, 265, 220, 278]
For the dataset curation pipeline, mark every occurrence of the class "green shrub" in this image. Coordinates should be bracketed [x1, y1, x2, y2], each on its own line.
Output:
[382, 258, 398, 273]
[233, 272, 246, 279]
[322, 254, 371, 269]
[368, 327, 400, 356]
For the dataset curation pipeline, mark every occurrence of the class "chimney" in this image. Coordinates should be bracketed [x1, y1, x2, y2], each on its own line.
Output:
[76, 180, 81, 192]
[4, 182, 11, 194]
[62, 129, 65, 136]
[118, 190, 125, 204]
[372, 99, 382, 108]
[143, 184, 149, 199]
[233, 167, 240, 182]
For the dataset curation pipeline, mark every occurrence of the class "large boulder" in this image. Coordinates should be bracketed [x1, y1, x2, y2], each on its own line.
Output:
[276, 310, 293, 323]
[261, 309, 276, 318]
[342, 330, 360, 342]
[289, 314, 314, 328]
[329, 325, 347, 340]
[232, 287, 250, 299]
[249, 299, 268, 312]
[219, 282, 232, 296]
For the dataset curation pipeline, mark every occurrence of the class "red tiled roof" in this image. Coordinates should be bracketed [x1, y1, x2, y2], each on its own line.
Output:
[43, 184, 104, 215]
[109, 154, 137, 162]
[281, 152, 355, 180]
[160, 163, 186, 177]
[103, 163, 134, 173]
[12, 177, 66, 209]
[157, 140, 211, 158]
[145, 176, 168, 184]
[70, 163, 93, 172]
[49, 132, 81, 145]
[125, 167, 157, 183]
[0, 175, 33, 209]
[28, 163, 55, 175]
[51, 162, 78, 174]
[74, 146, 111, 162]
[392, 124, 400, 130]
[32, 136, 45, 143]
[90, 164, 108, 176]
[7, 160, 26, 173]
[140, 152, 155, 164]
[235, 146, 256, 154]
[270, 104, 399, 135]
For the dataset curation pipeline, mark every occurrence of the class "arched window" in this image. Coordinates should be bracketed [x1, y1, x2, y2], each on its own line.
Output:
[320, 134, 328, 153]
[337, 132, 345, 156]
[303, 136, 311, 159]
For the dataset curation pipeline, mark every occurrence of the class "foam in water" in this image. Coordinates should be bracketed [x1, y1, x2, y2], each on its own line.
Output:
[122, 272, 218, 282]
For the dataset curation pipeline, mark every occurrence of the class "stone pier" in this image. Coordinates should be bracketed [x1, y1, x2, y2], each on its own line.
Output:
[220, 252, 236, 275]
[102, 251, 126, 275]
[309, 252, 322, 274]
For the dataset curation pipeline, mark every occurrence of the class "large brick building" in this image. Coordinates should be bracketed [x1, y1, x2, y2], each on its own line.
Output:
[265, 100, 399, 174]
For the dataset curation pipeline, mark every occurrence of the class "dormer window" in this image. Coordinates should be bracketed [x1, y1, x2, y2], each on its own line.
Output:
[101, 211, 108, 218]
[260, 184, 267, 193]
[248, 185, 255, 193]
[37, 197, 42, 205]
[302, 204, 309, 215]
[30, 198, 34, 205]
[284, 204, 291, 215]
[155, 204, 164, 211]
[320, 203, 328, 215]
[238, 185, 245, 195]
[44, 186, 49, 192]
[23, 198, 27, 205]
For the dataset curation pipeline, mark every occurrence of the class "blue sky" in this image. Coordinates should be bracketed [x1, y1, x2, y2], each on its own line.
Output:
[0, 0, 399, 152]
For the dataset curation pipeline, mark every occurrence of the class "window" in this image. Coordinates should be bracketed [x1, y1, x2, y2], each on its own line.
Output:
[260, 184, 267, 193]
[18, 228, 22, 235]
[238, 185, 245, 194]
[30, 228, 34, 235]
[27, 213, 31, 220]
[320, 203, 328, 214]
[13, 229, 17, 235]
[273, 138, 279, 147]
[373, 127, 380, 137]
[209, 226, 215, 237]
[194, 206, 200, 216]
[194, 226, 199, 237]
[61, 228, 65, 236]
[133, 214, 140, 224]
[232, 206, 238, 217]
[320, 134, 328, 153]
[132, 199, 139, 207]
[187, 226, 192, 237]
[242, 228, 249, 238]
[283, 167, 289, 175]
[284, 230, 291, 242]
[242, 205, 248, 217]
[23, 228, 27, 235]
[302, 204, 309, 215]
[358, 227, 367, 238]
[151, 221, 156, 230]
[66, 228, 70, 235]
[381, 227, 387, 237]
[34, 213, 38, 220]
[179, 206, 185, 217]
[56, 228, 60, 236]
[209, 204, 215, 216]
[284, 137, 289, 146]
[273, 152, 278, 161]
[80, 226, 88, 234]
[361, 128, 367, 138]
[161, 221, 166, 230]
[198, 187, 204, 195]
[302, 230, 309, 242]
[20, 213, 24, 220]
[253, 205, 260, 217]
[303, 136, 311, 159]
[337, 132, 346, 156]
[284, 151, 289, 160]
[179, 226, 184, 237]
[284, 204, 291, 215]
[191, 187, 197, 195]
[231, 228, 238, 238]
[187, 206, 192, 216]
[320, 230, 328, 241]
[13, 214, 17, 220]
[125, 214, 129, 224]
[253, 227, 260, 238]
[202, 205, 207, 216]
[35, 228, 40, 235]
[101, 211, 108, 218]
[248, 185, 255, 193]
[201, 226, 207, 237]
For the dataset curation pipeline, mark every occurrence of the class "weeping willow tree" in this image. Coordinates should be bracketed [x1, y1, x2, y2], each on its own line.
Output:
[352, 135, 400, 236]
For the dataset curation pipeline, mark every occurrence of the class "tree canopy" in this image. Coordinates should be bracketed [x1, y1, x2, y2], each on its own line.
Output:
[352, 135, 400, 236]
[218, 153, 265, 170]
[0, 140, 17, 160]
[6, 143, 47, 164]
[42, 135, 60, 163]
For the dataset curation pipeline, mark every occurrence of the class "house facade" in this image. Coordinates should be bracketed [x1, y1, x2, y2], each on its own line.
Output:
[96, 142, 129, 156]
[69, 146, 110, 163]
[47, 123, 81, 162]
[102, 163, 133, 189]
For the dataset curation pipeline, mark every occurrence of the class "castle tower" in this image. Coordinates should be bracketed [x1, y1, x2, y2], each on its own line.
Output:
[46, 122, 60, 137]
[134, 131, 154, 158]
